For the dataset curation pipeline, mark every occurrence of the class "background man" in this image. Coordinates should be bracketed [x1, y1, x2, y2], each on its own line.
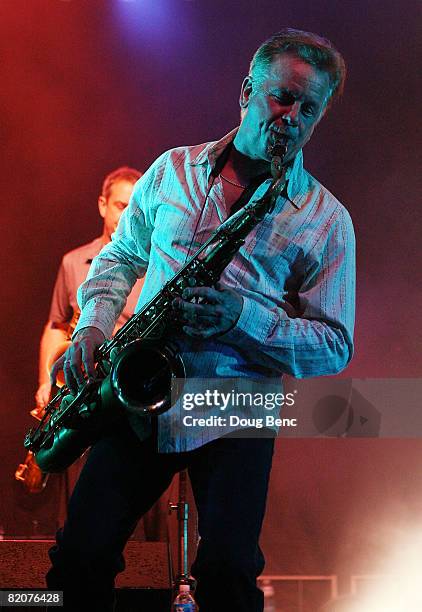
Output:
[35, 166, 144, 410]
[48, 29, 355, 612]
[31, 166, 167, 537]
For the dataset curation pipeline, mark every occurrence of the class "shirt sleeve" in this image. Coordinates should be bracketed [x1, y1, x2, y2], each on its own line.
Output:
[74, 157, 164, 339]
[221, 207, 356, 378]
[48, 259, 73, 325]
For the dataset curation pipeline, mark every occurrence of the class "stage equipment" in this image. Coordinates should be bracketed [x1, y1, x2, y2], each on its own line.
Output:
[0, 540, 172, 611]
[169, 469, 197, 591]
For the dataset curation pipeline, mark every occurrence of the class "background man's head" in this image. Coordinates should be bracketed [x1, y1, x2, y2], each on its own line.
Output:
[98, 166, 142, 241]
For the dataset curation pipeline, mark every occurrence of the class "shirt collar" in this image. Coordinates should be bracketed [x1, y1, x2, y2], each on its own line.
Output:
[189, 127, 239, 169]
[189, 127, 307, 209]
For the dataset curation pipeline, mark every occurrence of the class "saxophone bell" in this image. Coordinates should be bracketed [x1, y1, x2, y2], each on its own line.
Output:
[101, 339, 186, 417]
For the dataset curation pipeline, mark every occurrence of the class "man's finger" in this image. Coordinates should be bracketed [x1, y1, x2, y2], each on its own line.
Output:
[50, 355, 65, 386]
[36, 384, 51, 408]
[181, 286, 221, 303]
[81, 343, 96, 380]
[173, 299, 221, 319]
[69, 357, 86, 389]
[62, 358, 79, 393]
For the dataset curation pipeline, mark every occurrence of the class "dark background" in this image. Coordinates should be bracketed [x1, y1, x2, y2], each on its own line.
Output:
[1, 0, 421, 596]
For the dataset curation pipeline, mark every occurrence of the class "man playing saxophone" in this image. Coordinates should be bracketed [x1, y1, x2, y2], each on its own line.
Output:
[47, 29, 355, 612]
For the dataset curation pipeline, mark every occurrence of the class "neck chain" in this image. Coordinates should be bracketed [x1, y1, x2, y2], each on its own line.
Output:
[220, 173, 247, 189]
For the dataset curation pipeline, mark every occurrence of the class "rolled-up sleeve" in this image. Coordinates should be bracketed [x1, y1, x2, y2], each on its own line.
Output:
[73, 158, 164, 339]
[48, 258, 73, 325]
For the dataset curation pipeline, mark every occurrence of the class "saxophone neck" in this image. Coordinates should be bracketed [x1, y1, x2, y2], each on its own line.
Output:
[254, 138, 289, 215]
[247, 165, 288, 218]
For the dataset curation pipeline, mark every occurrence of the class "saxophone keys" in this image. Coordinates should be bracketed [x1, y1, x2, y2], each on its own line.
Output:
[77, 403, 91, 419]
[109, 349, 120, 364]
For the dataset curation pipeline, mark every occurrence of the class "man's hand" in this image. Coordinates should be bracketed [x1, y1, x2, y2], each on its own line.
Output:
[35, 382, 52, 408]
[50, 327, 105, 393]
[172, 282, 243, 338]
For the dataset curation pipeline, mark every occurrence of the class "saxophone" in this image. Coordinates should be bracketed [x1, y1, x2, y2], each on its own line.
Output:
[24, 138, 288, 473]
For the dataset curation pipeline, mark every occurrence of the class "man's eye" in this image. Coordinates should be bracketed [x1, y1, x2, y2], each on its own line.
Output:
[302, 105, 316, 117]
[273, 92, 295, 105]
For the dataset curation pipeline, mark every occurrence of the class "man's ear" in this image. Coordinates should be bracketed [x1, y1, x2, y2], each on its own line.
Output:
[239, 76, 253, 110]
[98, 195, 107, 219]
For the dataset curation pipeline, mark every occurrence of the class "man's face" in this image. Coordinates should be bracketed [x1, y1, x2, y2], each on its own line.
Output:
[235, 53, 332, 165]
[98, 179, 135, 241]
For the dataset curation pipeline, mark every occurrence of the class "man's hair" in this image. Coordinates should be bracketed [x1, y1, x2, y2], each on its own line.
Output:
[101, 166, 142, 200]
[250, 28, 346, 103]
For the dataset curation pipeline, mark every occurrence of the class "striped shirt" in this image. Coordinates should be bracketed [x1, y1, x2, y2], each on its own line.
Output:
[75, 128, 355, 452]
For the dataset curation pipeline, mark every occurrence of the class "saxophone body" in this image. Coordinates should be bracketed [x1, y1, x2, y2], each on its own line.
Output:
[25, 139, 288, 473]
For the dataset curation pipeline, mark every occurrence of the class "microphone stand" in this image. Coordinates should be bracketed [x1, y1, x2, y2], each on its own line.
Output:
[169, 469, 196, 591]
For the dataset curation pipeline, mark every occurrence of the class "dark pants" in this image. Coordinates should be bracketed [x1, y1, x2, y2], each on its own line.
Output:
[46, 421, 274, 611]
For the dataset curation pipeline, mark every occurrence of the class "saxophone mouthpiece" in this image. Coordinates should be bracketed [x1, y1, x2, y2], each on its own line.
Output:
[270, 136, 288, 180]
[270, 136, 288, 160]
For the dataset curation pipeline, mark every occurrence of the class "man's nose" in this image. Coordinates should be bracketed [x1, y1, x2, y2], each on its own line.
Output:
[281, 101, 300, 127]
